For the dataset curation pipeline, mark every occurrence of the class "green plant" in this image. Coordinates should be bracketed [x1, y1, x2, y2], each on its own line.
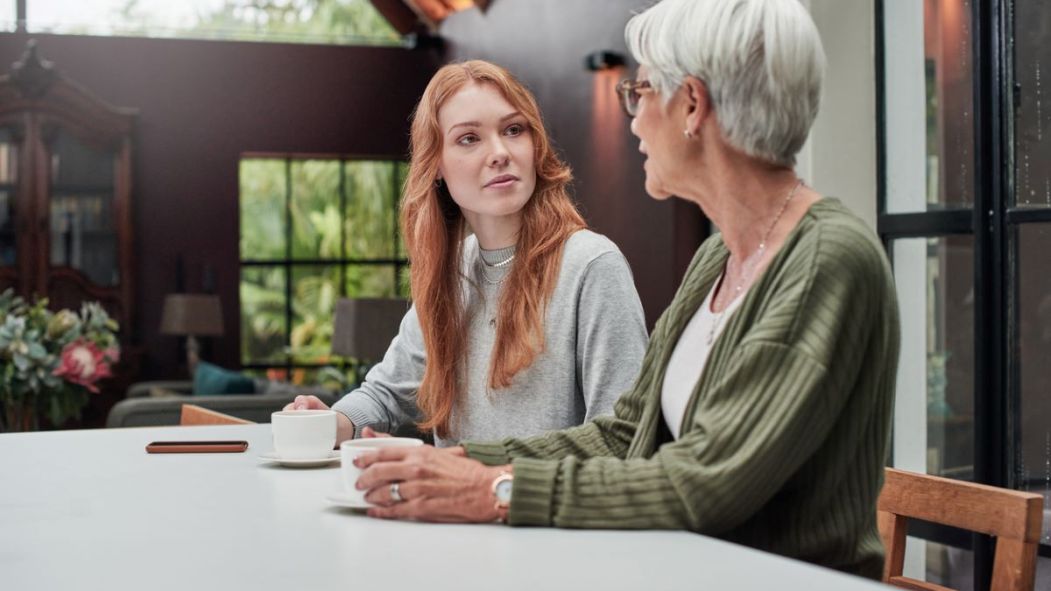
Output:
[0, 289, 120, 430]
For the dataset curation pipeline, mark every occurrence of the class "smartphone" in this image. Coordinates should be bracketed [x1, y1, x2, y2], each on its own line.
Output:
[145, 440, 249, 454]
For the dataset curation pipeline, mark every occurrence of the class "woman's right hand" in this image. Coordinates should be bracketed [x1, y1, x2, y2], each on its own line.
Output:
[360, 426, 392, 439]
[282, 395, 356, 445]
[282, 395, 331, 412]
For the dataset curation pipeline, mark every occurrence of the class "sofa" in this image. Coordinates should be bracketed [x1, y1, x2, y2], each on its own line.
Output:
[105, 379, 340, 428]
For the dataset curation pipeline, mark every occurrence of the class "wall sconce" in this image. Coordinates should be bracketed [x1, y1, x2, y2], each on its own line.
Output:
[584, 50, 626, 72]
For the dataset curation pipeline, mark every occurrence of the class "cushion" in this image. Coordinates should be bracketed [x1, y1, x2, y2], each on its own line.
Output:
[148, 386, 183, 399]
[192, 362, 257, 396]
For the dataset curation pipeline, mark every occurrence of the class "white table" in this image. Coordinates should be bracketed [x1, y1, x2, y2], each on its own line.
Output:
[1, 424, 888, 591]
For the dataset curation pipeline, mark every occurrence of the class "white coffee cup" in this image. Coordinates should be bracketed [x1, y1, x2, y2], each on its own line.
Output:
[270, 410, 337, 459]
[340, 438, 424, 505]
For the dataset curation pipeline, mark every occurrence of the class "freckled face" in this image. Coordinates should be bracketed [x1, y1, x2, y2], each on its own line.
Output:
[437, 82, 537, 221]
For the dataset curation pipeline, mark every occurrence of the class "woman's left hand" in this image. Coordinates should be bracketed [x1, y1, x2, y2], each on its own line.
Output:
[354, 445, 509, 523]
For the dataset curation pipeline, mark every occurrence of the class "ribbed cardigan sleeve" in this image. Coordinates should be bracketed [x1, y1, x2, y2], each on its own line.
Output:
[505, 342, 836, 530]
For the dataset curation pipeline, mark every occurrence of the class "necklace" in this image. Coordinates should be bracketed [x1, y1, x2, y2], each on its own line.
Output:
[480, 253, 515, 285]
[706, 179, 804, 345]
[486, 253, 515, 268]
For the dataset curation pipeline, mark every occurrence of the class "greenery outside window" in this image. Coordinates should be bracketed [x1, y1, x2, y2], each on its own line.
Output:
[239, 157, 408, 384]
[22, 0, 404, 47]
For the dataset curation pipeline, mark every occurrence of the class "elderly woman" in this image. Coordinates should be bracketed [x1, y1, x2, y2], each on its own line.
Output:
[353, 0, 899, 578]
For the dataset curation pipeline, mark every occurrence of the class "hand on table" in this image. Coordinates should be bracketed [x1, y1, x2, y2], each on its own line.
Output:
[354, 445, 508, 523]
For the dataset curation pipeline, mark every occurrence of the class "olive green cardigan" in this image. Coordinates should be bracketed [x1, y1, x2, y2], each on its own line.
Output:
[463, 198, 900, 578]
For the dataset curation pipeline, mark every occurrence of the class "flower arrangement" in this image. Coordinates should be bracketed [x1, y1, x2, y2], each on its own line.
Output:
[0, 289, 120, 431]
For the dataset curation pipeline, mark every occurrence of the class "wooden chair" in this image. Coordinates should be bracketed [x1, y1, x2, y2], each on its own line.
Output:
[179, 404, 254, 426]
[877, 467, 1044, 591]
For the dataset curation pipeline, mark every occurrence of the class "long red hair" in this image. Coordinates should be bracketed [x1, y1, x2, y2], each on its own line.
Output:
[401, 60, 586, 437]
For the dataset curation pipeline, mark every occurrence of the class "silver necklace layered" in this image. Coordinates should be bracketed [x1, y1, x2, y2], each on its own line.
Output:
[480, 252, 515, 285]
[706, 179, 804, 345]
[481, 251, 515, 329]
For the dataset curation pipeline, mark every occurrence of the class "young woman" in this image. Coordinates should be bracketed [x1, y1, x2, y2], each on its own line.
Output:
[288, 60, 647, 447]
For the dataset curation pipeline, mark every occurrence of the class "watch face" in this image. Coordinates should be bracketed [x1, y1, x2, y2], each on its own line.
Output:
[495, 478, 513, 503]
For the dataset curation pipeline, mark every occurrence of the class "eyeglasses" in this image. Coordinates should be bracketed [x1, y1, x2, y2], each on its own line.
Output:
[615, 79, 654, 118]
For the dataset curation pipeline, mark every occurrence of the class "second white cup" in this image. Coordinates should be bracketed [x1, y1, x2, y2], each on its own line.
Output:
[340, 438, 424, 506]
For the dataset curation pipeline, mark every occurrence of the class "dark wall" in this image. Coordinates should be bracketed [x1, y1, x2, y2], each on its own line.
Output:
[440, 0, 706, 326]
[0, 1, 699, 384]
[0, 33, 442, 379]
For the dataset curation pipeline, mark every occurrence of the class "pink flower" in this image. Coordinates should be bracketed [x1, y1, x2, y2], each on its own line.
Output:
[104, 346, 121, 365]
[53, 340, 113, 393]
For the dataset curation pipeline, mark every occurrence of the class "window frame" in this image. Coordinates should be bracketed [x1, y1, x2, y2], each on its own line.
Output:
[876, 1, 1051, 588]
[238, 154, 408, 379]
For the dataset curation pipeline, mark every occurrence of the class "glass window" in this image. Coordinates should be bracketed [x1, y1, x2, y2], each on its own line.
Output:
[239, 159, 287, 260]
[884, 0, 974, 213]
[239, 156, 407, 372]
[923, 542, 974, 590]
[0, 2, 14, 31]
[883, 0, 1051, 574]
[291, 160, 341, 261]
[892, 236, 975, 479]
[344, 160, 397, 259]
[1013, 0, 1051, 208]
[0, 128, 19, 268]
[344, 265, 398, 300]
[50, 132, 114, 187]
[26, 0, 403, 46]
[291, 265, 340, 364]
[1017, 224, 1051, 544]
[240, 265, 288, 365]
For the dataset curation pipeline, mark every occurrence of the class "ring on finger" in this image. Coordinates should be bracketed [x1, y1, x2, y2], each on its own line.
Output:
[390, 481, 404, 503]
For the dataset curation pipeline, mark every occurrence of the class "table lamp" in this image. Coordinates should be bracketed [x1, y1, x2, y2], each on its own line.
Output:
[331, 298, 409, 379]
[160, 293, 224, 375]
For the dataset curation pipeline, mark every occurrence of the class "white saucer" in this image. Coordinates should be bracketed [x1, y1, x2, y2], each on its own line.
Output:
[257, 450, 340, 467]
[325, 490, 372, 510]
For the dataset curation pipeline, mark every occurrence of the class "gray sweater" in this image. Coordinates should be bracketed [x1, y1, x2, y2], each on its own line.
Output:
[332, 230, 648, 447]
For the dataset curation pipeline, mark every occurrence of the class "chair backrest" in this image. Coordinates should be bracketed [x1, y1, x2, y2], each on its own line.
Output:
[877, 467, 1044, 591]
[179, 404, 254, 426]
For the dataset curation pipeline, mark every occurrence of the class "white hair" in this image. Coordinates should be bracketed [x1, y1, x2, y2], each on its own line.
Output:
[625, 0, 826, 167]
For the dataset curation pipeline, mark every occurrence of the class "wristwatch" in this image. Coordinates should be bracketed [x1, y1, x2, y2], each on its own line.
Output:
[491, 471, 513, 522]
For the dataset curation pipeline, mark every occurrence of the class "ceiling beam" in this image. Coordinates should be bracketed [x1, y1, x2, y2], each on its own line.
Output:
[368, 0, 421, 35]
[370, 0, 490, 34]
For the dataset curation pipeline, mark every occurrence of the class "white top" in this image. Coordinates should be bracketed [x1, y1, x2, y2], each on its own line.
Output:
[0, 424, 887, 591]
[661, 273, 746, 439]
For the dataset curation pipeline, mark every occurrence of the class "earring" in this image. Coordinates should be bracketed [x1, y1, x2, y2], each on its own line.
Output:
[683, 129, 693, 139]
[434, 178, 443, 188]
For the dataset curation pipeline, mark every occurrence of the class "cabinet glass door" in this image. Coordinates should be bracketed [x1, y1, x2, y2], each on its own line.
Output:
[47, 129, 118, 286]
[0, 127, 18, 271]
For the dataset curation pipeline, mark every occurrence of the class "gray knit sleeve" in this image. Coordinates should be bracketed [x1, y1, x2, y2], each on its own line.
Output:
[575, 251, 648, 421]
[331, 305, 425, 436]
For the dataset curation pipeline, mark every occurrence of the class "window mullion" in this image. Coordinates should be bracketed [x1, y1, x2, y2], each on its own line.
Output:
[284, 158, 294, 375]
[971, 0, 1010, 587]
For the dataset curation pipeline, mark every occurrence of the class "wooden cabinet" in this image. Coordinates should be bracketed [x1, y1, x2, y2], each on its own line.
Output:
[0, 41, 136, 337]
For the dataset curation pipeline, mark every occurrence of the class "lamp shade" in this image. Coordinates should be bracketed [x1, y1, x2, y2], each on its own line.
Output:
[331, 298, 409, 361]
[160, 294, 224, 337]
